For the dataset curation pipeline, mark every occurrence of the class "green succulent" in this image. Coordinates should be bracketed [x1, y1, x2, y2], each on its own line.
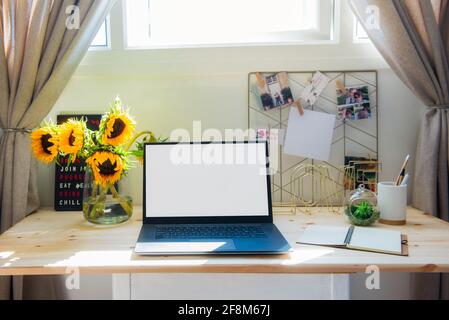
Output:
[351, 201, 374, 219]
[345, 201, 379, 226]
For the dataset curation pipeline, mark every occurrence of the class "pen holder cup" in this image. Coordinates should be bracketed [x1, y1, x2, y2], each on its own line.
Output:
[378, 182, 407, 225]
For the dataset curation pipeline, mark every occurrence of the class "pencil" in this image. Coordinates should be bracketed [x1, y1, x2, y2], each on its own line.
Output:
[395, 155, 410, 186]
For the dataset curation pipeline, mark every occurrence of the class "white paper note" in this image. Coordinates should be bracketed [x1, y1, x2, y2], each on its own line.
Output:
[300, 71, 330, 106]
[283, 108, 336, 161]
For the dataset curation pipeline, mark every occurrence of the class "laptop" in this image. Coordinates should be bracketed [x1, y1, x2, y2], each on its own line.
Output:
[135, 141, 291, 255]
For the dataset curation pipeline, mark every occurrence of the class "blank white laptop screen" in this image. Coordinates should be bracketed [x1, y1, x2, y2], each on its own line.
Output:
[145, 143, 269, 218]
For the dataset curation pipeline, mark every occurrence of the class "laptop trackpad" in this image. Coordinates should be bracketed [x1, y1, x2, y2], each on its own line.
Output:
[136, 240, 235, 253]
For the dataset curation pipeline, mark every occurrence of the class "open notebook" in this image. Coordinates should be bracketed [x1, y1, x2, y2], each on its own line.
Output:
[297, 225, 408, 256]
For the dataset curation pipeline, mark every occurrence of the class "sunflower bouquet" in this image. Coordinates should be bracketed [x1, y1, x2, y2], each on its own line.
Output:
[31, 97, 164, 224]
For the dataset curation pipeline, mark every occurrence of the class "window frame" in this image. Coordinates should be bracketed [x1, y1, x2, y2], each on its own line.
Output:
[89, 15, 112, 51]
[353, 17, 370, 44]
[81, 0, 387, 73]
[122, 0, 339, 50]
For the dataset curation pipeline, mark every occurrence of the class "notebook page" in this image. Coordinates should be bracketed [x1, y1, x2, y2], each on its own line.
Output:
[297, 225, 350, 246]
[348, 227, 402, 255]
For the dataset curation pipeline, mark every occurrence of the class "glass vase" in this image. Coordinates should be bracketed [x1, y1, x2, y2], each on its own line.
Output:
[82, 169, 133, 225]
[345, 184, 379, 226]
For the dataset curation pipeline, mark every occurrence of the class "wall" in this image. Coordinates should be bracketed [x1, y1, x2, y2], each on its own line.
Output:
[37, 69, 424, 207]
[35, 0, 424, 299]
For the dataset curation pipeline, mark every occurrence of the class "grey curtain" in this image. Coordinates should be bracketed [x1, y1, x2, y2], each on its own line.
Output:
[350, 0, 449, 299]
[0, 0, 116, 299]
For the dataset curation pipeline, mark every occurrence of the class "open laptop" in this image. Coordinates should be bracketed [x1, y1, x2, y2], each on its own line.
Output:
[135, 141, 291, 255]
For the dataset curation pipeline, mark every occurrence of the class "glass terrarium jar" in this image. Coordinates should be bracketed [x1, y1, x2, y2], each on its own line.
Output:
[345, 184, 379, 226]
[82, 168, 133, 225]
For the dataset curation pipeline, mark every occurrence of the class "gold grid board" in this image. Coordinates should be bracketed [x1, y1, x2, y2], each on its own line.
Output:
[248, 71, 378, 206]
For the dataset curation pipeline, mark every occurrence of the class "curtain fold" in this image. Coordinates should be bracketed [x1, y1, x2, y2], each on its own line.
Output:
[350, 0, 449, 299]
[0, 0, 116, 300]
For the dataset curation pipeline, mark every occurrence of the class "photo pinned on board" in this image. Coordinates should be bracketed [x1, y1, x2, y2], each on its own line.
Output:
[336, 85, 371, 121]
[344, 156, 381, 192]
[256, 72, 295, 111]
[256, 128, 285, 145]
[256, 128, 269, 140]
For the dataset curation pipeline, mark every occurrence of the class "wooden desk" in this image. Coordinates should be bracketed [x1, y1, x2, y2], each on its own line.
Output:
[1, 207, 449, 276]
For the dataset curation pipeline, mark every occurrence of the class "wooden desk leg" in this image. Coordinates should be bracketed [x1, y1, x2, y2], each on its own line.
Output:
[112, 274, 131, 300]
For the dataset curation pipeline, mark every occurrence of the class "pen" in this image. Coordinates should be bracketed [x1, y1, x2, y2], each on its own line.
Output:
[401, 173, 410, 186]
[395, 155, 410, 186]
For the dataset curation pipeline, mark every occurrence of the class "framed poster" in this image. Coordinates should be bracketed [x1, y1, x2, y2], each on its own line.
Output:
[54, 114, 101, 211]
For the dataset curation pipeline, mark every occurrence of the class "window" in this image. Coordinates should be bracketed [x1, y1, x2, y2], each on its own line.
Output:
[90, 20, 109, 48]
[124, 0, 336, 48]
[354, 19, 369, 42]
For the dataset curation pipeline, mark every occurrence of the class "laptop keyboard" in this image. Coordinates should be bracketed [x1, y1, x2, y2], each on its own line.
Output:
[155, 224, 267, 240]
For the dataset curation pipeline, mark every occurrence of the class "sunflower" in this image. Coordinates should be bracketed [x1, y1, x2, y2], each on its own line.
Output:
[59, 119, 85, 156]
[86, 151, 125, 187]
[31, 127, 59, 164]
[100, 98, 136, 147]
